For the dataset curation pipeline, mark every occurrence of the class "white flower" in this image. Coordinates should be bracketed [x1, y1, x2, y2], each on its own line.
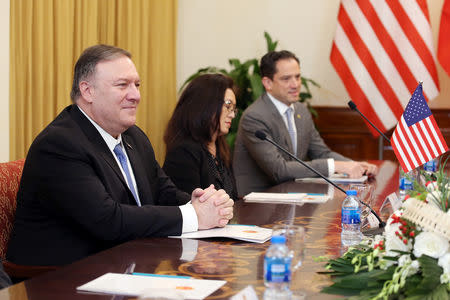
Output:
[411, 260, 419, 270]
[401, 259, 419, 277]
[438, 253, 450, 274]
[385, 229, 412, 257]
[384, 211, 402, 235]
[398, 255, 411, 267]
[440, 272, 450, 284]
[408, 260, 420, 276]
[379, 258, 395, 269]
[373, 234, 384, 248]
[426, 181, 438, 192]
[426, 191, 442, 208]
[413, 232, 449, 259]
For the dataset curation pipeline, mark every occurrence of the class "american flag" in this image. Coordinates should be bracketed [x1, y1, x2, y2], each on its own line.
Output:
[330, 0, 440, 136]
[438, 0, 450, 76]
[391, 83, 448, 172]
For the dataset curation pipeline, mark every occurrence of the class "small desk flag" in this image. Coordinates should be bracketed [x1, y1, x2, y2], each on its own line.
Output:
[391, 83, 448, 172]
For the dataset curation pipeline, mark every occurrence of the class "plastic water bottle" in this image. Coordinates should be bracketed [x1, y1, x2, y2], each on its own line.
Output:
[264, 235, 291, 293]
[398, 167, 417, 200]
[423, 159, 437, 174]
[341, 190, 362, 246]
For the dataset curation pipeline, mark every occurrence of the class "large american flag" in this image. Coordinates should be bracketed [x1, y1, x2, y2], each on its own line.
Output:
[330, 0, 440, 136]
[438, 0, 450, 76]
[391, 83, 448, 172]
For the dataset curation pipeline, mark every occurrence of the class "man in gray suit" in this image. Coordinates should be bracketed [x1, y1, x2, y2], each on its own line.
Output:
[233, 50, 377, 197]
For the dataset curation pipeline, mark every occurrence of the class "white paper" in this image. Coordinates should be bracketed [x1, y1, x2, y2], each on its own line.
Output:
[295, 174, 368, 184]
[301, 193, 330, 203]
[386, 192, 402, 211]
[231, 285, 258, 300]
[243, 192, 306, 203]
[76, 273, 226, 299]
[171, 224, 272, 243]
[244, 192, 329, 204]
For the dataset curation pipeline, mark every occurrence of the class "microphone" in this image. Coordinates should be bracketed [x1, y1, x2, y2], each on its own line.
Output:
[348, 101, 390, 143]
[254, 130, 386, 229]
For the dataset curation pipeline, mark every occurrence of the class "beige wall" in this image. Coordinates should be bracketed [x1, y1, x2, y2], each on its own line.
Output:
[1, 0, 448, 161]
[0, 0, 9, 162]
[177, 0, 450, 109]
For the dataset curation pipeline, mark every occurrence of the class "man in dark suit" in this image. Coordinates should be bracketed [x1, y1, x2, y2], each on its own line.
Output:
[233, 50, 377, 196]
[6, 45, 234, 266]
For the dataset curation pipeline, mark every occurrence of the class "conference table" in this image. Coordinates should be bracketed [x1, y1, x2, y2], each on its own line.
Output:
[0, 161, 399, 300]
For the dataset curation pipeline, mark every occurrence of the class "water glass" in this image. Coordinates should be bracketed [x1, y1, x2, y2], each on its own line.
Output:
[272, 224, 305, 271]
[350, 183, 374, 231]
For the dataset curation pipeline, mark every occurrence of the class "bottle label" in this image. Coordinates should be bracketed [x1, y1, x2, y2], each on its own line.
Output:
[424, 160, 437, 172]
[264, 258, 291, 283]
[399, 177, 413, 190]
[341, 208, 360, 224]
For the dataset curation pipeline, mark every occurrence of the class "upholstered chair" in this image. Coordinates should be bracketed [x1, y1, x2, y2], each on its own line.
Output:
[0, 159, 25, 260]
[0, 159, 57, 280]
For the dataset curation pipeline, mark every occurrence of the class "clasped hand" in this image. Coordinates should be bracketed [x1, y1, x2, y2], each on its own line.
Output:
[191, 184, 234, 230]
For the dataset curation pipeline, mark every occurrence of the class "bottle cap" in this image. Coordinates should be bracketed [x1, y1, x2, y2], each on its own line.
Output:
[270, 235, 286, 244]
[346, 190, 357, 196]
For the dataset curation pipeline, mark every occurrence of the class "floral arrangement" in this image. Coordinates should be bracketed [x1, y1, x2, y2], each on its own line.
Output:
[320, 159, 450, 299]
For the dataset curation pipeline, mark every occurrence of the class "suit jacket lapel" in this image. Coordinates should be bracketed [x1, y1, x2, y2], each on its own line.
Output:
[261, 94, 294, 153]
[69, 105, 130, 191]
[293, 103, 303, 156]
[122, 134, 153, 204]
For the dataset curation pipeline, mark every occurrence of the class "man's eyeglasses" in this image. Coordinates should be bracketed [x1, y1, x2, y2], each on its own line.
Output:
[224, 99, 238, 115]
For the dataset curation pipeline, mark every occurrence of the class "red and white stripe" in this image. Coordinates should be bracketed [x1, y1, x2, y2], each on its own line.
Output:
[391, 115, 448, 172]
[331, 0, 440, 135]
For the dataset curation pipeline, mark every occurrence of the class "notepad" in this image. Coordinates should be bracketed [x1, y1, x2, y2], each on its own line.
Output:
[77, 272, 226, 299]
[301, 193, 330, 203]
[171, 224, 272, 243]
[243, 192, 306, 203]
[295, 174, 368, 184]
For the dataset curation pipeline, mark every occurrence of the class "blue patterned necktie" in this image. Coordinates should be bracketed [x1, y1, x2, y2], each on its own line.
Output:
[285, 107, 297, 155]
[113, 143, 141, 206]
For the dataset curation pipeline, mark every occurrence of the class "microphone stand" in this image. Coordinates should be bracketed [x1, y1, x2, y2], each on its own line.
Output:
[348, 101, 391, 143]
[256, 132, 386, 228]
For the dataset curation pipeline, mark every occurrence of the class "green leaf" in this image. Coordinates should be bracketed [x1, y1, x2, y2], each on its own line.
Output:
[228, 58, 242, 69]
[226, 132, 236, 151]
[321, 285, 362, 296]
[299, 92, 311, 100]
[178, 66, 228, 91]
[406, 255, 443, 296]
[404, 284, 449, 300]
[430, 284, 450, 300]
[249, 74, 263, 101]
[264, 31, 278, 52]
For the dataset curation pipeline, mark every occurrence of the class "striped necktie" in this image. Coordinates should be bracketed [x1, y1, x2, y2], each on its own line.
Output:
[113, 144, 141, 206]
[285, 107, 297, 155]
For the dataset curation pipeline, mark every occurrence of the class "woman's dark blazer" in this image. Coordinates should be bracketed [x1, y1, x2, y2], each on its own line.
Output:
[163, 139, 237, 200]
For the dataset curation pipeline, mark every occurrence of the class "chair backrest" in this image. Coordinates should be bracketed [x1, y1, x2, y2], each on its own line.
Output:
[0, 159, 25, 260]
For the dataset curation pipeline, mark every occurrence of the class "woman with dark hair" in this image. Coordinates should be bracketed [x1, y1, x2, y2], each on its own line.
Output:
[163, 74, 238, 200]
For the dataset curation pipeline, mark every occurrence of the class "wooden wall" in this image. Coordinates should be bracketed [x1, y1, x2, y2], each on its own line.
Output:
[312, 107, 450, 161]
